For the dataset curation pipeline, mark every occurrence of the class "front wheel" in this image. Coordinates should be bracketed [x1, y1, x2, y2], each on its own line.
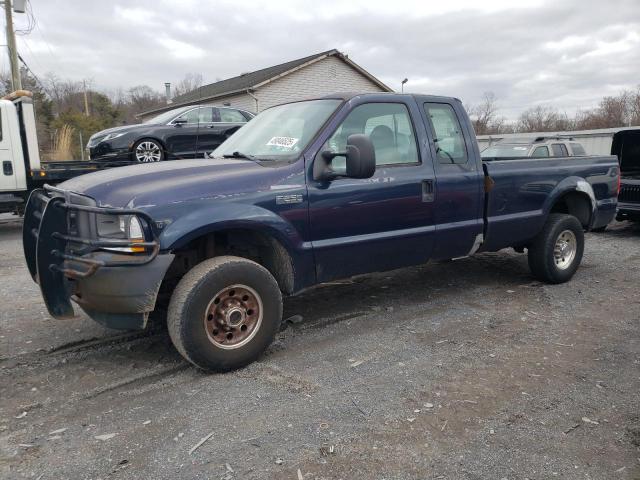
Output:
[167, 256, 282, 372]
[527, 213, 584, 284]
[132, 138, 165, 163]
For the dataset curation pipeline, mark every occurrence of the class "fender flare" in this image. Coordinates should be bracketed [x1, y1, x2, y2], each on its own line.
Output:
[543, 176, 596, 228]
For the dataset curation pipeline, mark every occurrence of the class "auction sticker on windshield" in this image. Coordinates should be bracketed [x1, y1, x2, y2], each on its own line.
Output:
[267, 136, 299, 149]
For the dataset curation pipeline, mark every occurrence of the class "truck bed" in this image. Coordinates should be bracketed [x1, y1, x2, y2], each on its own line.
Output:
[482, 155, 619, 251]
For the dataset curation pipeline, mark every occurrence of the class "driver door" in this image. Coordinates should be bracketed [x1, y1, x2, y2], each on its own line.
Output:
[307, 100, 436, 282]
[165, 107, 212, 158]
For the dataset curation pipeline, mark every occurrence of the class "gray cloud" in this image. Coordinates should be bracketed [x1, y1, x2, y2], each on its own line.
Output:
[11, 0, 640, 119]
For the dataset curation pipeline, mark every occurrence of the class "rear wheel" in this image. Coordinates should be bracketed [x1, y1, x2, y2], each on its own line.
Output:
[527, 214, 584, 284]
[167, 256, 282, 372]
[133, 138, 164, 162]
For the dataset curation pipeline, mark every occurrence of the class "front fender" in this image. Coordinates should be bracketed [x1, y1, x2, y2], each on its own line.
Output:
[158, 202, 306, 253]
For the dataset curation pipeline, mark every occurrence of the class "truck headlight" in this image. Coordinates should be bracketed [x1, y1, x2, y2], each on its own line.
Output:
[98, 214, 146, 253]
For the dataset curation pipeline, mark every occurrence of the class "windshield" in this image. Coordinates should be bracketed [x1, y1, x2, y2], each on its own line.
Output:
[144, 106, 191, 124]
[481, 144, 531, 158]
[212, 99, 342, 161]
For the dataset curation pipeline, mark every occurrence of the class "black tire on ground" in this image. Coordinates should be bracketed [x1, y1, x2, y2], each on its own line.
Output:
[132, 138, 165, 163]
[527, 213, 584, 284]
[167, 256, 282, 372]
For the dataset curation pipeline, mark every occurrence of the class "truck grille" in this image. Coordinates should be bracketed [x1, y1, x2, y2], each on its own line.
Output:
[619, 184, 640, 203]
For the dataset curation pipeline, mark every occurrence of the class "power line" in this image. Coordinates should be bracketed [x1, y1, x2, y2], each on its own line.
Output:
[17, 52, 52, 97]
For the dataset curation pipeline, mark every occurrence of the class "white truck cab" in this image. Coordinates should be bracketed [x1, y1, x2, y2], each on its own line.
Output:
[0, 91, 41, 196]
[0, 91, 107, 214]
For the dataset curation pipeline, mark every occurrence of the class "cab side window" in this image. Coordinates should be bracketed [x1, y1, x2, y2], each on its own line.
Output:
[327, 103, 420, 170]
[424, 103, 468, 164]
[532, 146, 549, 157]
[176, 107, 214, 124]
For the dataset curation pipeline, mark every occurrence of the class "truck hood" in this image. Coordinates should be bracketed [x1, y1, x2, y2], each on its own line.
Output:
[59, 159, 275, 209]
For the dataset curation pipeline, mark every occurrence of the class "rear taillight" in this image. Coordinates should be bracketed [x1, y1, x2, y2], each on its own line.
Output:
[617, 172, 621, 195]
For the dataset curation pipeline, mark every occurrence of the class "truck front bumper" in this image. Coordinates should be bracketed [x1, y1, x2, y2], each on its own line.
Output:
[23, 186, 174, 330]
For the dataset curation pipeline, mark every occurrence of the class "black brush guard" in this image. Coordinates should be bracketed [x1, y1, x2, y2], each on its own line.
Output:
[23, 185, 160, 319]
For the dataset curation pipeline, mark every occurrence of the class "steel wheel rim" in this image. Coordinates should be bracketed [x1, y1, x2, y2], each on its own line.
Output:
[135, 141, 162, 162]
[553, 229, 577, 270]
[203, 284, 263, 350]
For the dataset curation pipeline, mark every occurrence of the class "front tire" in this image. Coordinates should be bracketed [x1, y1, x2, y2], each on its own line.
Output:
[528, 213, 584, 284]
[132, 138, 165, 163]
[167, 256, 282, 372]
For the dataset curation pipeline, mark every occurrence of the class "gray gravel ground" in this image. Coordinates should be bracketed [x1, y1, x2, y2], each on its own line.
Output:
[1, 214, 639, 480]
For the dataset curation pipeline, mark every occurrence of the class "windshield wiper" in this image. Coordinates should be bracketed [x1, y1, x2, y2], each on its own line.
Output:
[222, 151, 257, 161]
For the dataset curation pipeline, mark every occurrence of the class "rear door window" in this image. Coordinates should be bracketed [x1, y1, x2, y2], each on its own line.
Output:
[423, 103, 468, 164]
[532, 146, 549, 157]
[219, 108, 248, 123]
[551, 143, 568, 156]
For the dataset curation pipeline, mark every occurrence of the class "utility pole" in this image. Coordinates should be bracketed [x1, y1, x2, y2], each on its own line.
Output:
[83, 80, 90, 116]
[4, 0, 22, 91]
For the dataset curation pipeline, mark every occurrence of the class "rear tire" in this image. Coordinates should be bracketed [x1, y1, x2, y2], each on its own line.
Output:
[527, 214, 584, 284]
[167, 256, 282, 372]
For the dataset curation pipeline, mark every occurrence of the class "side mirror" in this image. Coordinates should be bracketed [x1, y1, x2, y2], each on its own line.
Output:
[315, 134, 376, 181]
[173, 118, 187, 126]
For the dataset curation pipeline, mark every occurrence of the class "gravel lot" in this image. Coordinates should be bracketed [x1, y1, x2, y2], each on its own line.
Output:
[1, 214, 639, 480]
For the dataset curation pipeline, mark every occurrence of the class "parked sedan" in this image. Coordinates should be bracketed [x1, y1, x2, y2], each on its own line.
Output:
[87, 105, 254, 162]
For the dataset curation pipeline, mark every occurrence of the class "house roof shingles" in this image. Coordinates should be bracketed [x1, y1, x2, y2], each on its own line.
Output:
[173, 49, 339, 105]
[139, 49, 391, 117]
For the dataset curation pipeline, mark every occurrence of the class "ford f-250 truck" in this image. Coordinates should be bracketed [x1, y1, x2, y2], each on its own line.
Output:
[23, 93, 619, 372]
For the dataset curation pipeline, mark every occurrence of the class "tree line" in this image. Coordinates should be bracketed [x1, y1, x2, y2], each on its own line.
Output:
[468, 88, 640, 135]
[1, 67, 639, 159]
[0, 69, 203, 160]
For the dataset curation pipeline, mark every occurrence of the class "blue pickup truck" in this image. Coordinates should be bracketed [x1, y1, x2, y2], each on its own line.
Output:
[23, 93, 619, 371]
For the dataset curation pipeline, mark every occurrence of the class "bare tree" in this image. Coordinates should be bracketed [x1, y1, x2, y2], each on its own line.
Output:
[173, 73, 204, 99]
[517, 105, 571, 132]
[467, 92, 512, 134]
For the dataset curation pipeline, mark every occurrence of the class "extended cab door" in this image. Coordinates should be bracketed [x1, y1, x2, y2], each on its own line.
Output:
[421, 101, 484, 259]
[0, 102, 17, 192]
[307, 98, 437, 282]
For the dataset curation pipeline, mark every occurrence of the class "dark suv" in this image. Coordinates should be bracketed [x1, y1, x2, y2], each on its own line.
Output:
[87, 105, 254, 163]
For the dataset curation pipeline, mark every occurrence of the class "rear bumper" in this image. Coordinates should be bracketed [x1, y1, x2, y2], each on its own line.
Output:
[617, 201, 640, 221]
[616, 179, 640, 220]
[23, 186, 173, 330]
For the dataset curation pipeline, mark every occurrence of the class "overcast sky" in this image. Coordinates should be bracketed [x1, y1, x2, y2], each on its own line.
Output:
[7, 0, 640, 119]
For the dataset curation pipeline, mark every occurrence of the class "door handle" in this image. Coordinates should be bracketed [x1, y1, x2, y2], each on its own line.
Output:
[422, 179, 434, 202]
[2, 161, 12, 176]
